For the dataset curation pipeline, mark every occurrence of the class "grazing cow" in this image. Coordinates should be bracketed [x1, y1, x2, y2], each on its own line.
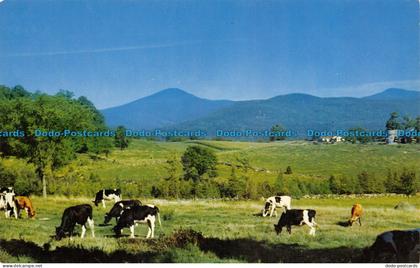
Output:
[274, 209, 317, 236]
[103, 199, 142, 224]
[113, 205, 161, 239]
[262, 195, 291, 217]
[348, 203, 363, 226]
[15, 196, 36, 218]
[364, 229, 420, 263]
[55, 204, 95, 240]
[93, 189, 121, 208]
[3, 192, 18, 219]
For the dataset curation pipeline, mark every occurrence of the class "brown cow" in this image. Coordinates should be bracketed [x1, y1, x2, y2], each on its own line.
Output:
[15, 196, 35, 218]
[348, 203, 363, 226]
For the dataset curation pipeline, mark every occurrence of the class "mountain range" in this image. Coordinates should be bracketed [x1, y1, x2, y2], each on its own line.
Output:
[101, 88, 420, 137]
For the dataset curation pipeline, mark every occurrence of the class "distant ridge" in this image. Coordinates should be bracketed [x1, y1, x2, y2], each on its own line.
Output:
[101, 88, 234, 129]
[102, 88, 420, 135]
[363, 88, 420, 101]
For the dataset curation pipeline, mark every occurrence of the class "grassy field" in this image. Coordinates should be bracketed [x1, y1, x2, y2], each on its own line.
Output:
[0, 195, 419, 263]
[1, 140, 419, 262]
[57, 139, 420, 196]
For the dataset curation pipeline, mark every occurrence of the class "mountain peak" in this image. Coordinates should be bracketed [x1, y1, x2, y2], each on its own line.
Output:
[151, 88, 194, 98]
[364, 88, 420, 100]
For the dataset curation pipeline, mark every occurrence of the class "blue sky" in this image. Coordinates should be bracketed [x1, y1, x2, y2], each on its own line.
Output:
[0, 0, 419, 109]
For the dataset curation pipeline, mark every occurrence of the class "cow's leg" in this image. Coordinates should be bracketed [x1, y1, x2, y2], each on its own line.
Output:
[81, 225, 86, 238]
[270, 205, 275, 217]
[287, 225, 292, 234]
[13, 207, 18, 219]
[87, 217, 95, 238]
[102, 199, 106, 208]
[148, 218, 155, 238]
[309, 226, 316, 236]
[129, 225, 135, 238]
[146, 225, 151, 239]
[358, 217, 362, 226]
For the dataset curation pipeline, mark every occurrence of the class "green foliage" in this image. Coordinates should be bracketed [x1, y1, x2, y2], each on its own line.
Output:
[270, 124, 287, 141]
[329, 175, 359, 194]
[115, 126, 129, 150]
[181, 146, 217, 182]
[385, 112, 400, 130]
[345, 127, 372, 144]
[0, 85, 113, 196]
[399, 170, 418, 196]
[0, 159, 40, 195]
[357, 171, 385, 194]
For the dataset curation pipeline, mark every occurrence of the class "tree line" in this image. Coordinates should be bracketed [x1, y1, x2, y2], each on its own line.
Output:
[0, 85, 113, 196]
[151, 145, 419, 199]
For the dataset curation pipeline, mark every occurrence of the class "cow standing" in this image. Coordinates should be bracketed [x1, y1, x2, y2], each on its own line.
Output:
[113, 205, 161, 239]
[364, 228, 420, 262]
[15, 196, 36, 218]
[262, 195, 291, 217]
[93, 189, 121, 208]
[103, 199, 142, 224]
[348, 203, 363, 226]
[1, 188, 18, 219]
[55, 204, 95, 240]
[274, 209, 317, 236]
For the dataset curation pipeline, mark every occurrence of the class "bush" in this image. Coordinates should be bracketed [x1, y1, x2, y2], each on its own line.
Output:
[399, 170, 418, 196]
[0, 160, 40, 195]
[358, 171, 385, 194]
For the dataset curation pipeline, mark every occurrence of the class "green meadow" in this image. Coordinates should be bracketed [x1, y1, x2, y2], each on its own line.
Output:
[67, 140, 420, 195]
[0, 140, 419, 262]
[0, 195, 419, 263]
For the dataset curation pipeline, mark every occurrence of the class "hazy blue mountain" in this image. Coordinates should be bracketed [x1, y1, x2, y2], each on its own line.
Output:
[102, 88, 420, 137]
[363, 88, 420, 101]
[101, 88, 234, 129]
[170, 89, 420, 137]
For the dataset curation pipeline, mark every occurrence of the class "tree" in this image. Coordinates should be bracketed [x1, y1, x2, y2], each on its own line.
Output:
[270, 124, 287, 141]
[285, 166, 293, 174]
[114, 126, 129, 150]
[385, 170, 400, 193]
[358, 171, 385, 194]
[385, 112, 400, 130]
[329, 175, 341, 194]
[181, 146, 217, 182]
[399, 170, 418, 196]
[0, 85, 113, 197]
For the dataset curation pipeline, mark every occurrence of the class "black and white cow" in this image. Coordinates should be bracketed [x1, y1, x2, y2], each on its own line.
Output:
[93, 189, 121, 208]
[262, 195, 291, 217]
[113, 205, 161, 239]
[103, 199, 142, 224]
[274, 209, 317, 236]
[364, 228, 420, 263]
[0, 187, 17, 219]
[55, 204, 95, 240]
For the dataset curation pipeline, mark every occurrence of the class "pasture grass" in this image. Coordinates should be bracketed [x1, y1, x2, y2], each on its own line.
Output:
[0, 195, 419, 263]
[71, 140, 420, 192]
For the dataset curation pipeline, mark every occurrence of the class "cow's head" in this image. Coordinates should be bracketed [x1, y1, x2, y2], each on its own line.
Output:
[274, 224, 282, 235]
[29, 209, 36, 218]
[103, 213, 112, 224]
[55, 227, 66, 241]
